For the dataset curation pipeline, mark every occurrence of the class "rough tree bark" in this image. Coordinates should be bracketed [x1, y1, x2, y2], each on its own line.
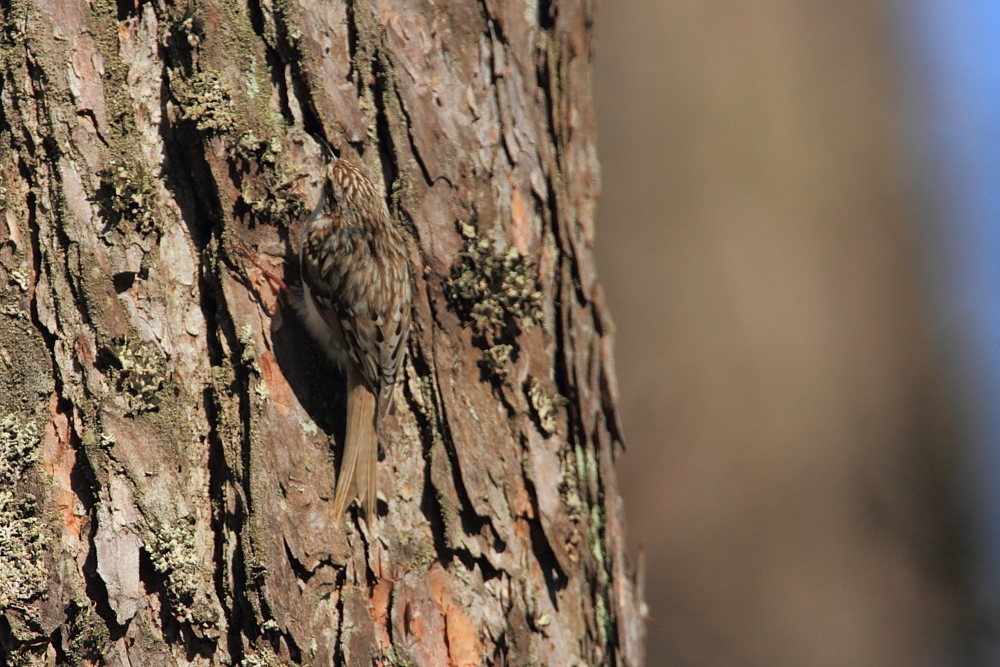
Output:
[0, 0, 643, 665]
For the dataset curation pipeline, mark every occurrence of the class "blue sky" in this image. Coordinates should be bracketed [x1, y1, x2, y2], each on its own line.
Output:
[909, 0, 1000, 604]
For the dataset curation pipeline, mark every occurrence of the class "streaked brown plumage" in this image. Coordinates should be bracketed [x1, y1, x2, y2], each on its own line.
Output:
[297, 158, 411, 521]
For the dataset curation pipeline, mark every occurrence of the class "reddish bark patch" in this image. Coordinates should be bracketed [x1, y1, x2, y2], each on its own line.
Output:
[259, 349, 295, 417]
[42, 394, 83, 539]
[370, 578, 394, 652]
[429, 564, 483, 667]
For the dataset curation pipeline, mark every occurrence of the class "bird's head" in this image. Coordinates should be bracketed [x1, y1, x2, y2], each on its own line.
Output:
[326, 160, 379, 214]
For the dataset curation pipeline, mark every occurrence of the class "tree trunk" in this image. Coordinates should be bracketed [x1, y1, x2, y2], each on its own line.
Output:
[0, 0, 643, 665]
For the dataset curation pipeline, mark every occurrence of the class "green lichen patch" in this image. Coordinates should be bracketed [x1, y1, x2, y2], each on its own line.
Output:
[233, 135, 308, 228]
[65, 599, 112, 664]
[167, 64, 304, 230]
[0, 414, 47, 618]
[85, 0, 138, 139]
[240, 646, 285, 667]
[437, 491, 463, 550]
[101, 338, 167, 415]
[588, 504, 607, 584]
[242, 166, 308, 228]
[93, 157, 158, 235]
[146, 517, 218, 632]
[557, 446, 585, 524]
[169, 70, 238, 136]
[1, 645, 47, 667]
[446, 223, 543, 379]
[480, 344, 513, 380]
[237, 324, 261, 373]
[396, 532, 436, 573]
[8, 266, 29, 293]
[160, 9, 308, 236]
[526, 377, 565, 437]
[594, 594, 610, 648]
[555, 440, 588, 567]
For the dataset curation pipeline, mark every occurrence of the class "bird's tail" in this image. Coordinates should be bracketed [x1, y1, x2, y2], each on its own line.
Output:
[331, 365, 378, 521]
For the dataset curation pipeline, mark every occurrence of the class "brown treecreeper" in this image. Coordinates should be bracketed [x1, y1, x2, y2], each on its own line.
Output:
[296, 158, 411, 522]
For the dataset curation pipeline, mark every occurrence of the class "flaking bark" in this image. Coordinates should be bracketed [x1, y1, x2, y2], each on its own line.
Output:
[0, 0, 644, 665]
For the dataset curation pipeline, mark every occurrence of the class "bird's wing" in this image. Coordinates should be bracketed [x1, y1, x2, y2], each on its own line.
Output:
[375, 286, 410, 416]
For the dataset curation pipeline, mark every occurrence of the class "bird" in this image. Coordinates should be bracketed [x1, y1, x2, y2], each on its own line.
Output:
[296, 157, 412, 522]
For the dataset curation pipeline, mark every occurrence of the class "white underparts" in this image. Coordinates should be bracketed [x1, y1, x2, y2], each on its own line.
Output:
[297, 282, 348, 368]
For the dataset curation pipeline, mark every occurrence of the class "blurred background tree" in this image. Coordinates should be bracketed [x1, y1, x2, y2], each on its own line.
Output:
[594, 1, 981, 665]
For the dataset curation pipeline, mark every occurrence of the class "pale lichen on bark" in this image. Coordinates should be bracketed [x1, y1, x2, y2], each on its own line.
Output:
[0, 416, 46, 623]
